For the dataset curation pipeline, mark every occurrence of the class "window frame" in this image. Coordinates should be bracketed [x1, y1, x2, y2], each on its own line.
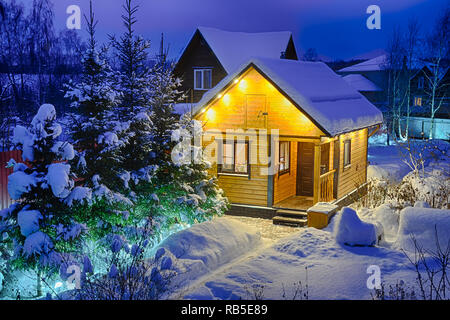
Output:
[343, 139, 351, 168]
[193, 68, 212, 90]
[278, 141, 290, 176]
[218, 140, 250, 176]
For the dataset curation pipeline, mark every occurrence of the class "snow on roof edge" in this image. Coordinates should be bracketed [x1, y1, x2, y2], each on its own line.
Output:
[194, 57, 383, 136]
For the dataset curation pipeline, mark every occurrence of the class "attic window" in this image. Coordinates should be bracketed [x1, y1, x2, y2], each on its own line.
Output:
[418, 77, 424, 89]
[194, 68, 212, 90]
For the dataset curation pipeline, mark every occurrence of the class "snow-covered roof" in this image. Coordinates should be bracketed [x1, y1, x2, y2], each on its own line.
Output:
[185, 27, 293, 74]
[338, 55, 388, 72]
[194, 57, 383, 137]
[342, 74, 382, 92]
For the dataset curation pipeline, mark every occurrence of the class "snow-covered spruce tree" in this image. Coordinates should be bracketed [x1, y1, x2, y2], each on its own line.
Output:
[148, 34, 185, 181]
[0, 104, 90, 296]
[65, 2, 133, 238]
[168, 115, 229, 224]
[109, 0, 156, 188]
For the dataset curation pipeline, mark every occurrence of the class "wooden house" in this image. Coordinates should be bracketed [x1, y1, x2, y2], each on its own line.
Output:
[191, 57, 383, 224]
[173, 27, 298, 105]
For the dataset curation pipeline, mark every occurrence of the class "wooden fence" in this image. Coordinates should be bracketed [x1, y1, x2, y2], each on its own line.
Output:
[0, 150, 22, 210]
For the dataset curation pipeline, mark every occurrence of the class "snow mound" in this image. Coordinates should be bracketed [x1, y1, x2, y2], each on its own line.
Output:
[395, 207, 450, 252]
[334, 207, 381, 246]
[157, 217, 261, 287]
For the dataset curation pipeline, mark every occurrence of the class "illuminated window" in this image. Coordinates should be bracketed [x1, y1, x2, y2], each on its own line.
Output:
[219, 141, 249, 175]
[194, 69, 212, 90]
[414, 96, 422, 106]
[279, 141, 290, 175]
[344, 140, 351, 167]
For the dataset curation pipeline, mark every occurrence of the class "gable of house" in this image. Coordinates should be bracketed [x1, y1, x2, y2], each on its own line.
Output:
[195, 57, 383, 137]
[174, 27, 298, 103]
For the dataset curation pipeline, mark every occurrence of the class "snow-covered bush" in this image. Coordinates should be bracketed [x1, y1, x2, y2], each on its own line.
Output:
[0, 104, 89, 296]
[334, 207, 383, 246]
[74, 232, 176, 300]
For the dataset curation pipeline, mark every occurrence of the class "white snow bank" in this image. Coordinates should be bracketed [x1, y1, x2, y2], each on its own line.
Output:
[334, 207, 381, 246]
[395, 207, 450, 252]
[157, 218, 261, 287]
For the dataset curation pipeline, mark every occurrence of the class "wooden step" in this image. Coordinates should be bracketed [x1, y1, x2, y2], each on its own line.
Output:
[272, 215, 307, 227]
[275, 209, 307, 219]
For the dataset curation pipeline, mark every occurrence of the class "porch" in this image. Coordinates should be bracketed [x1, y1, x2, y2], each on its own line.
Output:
[271, 137, 338, 212]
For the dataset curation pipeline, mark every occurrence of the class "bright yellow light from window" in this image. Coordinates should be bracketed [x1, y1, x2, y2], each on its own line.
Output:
[238, 79, 247, 90]
[222, 94, 231, 106]
[206, 108, 215, 120]
[201, 108, 206, 113]
[217, 94, 222, 99]
[234, 79, 239, 84]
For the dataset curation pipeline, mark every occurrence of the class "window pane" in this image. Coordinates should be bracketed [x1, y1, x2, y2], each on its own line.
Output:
[222, 143, 234, 171]
[235, 142, 248, 173]
[279, 142, 289, 172]
[195, 70, 202, 89]
[344, 141, 351, 166]
[203, 70, 212, 89]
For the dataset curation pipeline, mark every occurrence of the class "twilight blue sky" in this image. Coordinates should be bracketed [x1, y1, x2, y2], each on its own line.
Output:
[47, 0, 448, 61]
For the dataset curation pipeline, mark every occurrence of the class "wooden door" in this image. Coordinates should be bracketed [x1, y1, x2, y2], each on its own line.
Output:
[245, 95, 266, 129]
[296, 142, 314, 196]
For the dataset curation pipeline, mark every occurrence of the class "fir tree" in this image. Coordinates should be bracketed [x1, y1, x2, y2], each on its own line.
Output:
[149, 34, 185, 181]
[65, 1, 131, 205]
[110, 0, 156, 185]
[170, 115, 229, 223]
[0, 104, 88, 296]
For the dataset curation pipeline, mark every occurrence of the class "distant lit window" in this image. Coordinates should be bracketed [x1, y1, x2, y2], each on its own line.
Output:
[418, 77, 424, 89]
[344, 140, 351, 167]
[414, 96, 422, 106]
[279, 141, 290, 174]
[194, 68, 212, 90]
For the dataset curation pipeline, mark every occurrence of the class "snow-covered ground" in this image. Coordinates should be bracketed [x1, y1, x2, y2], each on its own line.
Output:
[153, 138, 450, 300]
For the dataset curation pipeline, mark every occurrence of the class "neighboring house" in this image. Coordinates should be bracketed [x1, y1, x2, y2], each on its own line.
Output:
[342, 74, 384, 106]
[173, 27, 298, 105]
[192, 57, 382, 225]
[402, 66, 450, 140]
[337, 54, 388, 109]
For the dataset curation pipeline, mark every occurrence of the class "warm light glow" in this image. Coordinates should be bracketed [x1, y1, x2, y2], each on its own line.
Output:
[222, 93, 231, 106]
[234, 79, 239, 84]
[201, 108, 206, 113]
[217, 94, 222, 99]
[238, 79, 247, 90]
[206, 108, 215, 120]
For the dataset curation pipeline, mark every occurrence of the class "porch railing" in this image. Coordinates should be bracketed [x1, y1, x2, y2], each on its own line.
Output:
[319, 169, 335, 202]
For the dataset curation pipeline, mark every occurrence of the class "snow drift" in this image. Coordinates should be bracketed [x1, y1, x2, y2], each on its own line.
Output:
[156, 218, 261, 288]
[395, 206, 450, 252]
[334, 207, 382, 246]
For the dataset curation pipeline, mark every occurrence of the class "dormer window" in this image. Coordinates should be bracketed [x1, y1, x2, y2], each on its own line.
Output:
[194, 68, 212, 90]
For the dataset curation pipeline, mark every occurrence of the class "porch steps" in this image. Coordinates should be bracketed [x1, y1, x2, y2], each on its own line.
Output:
[272, 209, 308, 227]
